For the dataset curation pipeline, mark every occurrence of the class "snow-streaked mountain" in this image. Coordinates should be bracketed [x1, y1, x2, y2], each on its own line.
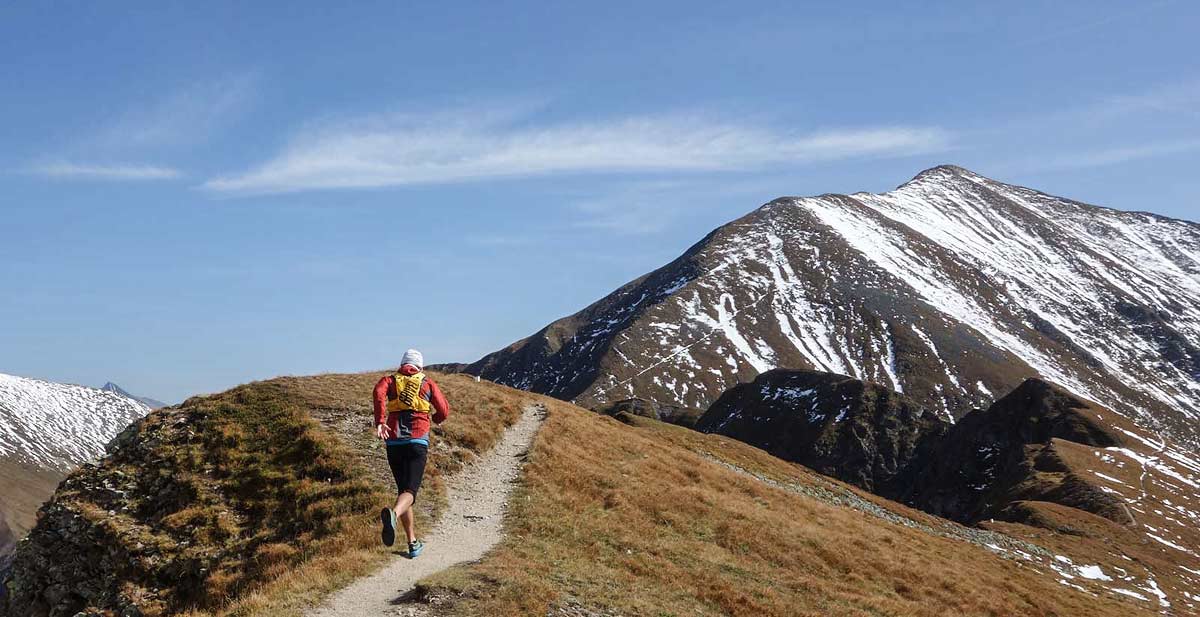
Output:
[0, 373, 149, 472]
[467, 165, 1200, 448]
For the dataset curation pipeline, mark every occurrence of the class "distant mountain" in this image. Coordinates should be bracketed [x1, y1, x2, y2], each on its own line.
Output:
[467, 165, 1200, 448]
[100, 382, 168, 410]
[0, 373, 149, 562]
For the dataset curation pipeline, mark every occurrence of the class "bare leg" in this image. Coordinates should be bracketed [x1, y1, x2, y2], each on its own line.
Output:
[392, 491, 416, 542]
[399, 506, 416, 543]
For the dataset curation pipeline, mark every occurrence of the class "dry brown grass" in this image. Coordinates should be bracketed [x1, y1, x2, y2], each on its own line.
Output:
[0, 456, 64, 537]
[4, 370, 524, 617]
[196, 370, 525, 617]
[418, 400, 1151, 617]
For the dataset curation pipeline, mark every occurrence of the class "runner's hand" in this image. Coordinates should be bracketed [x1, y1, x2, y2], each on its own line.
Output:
[375, 423, 392, 440]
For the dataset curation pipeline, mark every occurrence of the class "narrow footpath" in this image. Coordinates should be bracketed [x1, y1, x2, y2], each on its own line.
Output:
[309, 402, 546, 616]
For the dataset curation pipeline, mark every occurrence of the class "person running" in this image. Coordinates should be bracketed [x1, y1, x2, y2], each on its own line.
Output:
[373, 349, 450, 557]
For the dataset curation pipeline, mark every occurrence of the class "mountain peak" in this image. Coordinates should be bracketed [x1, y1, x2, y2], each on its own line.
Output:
[468, 166, 1200, 448]
[899, 164, 989, 189]
[100, 382, 165, 410]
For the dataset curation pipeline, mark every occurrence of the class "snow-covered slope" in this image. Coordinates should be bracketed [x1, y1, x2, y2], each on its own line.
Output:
[467, 165, 1200, 448]
[0, 373, 149, 472]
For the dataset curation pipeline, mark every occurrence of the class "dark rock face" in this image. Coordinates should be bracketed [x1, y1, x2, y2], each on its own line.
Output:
[465, 165, 1200, 449]
[697, 370, 951, 496]
[594, 398, 704, 429]
[904, 379, 1131, 524]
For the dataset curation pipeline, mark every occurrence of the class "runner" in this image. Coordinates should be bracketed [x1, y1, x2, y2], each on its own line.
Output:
[372, 349, 450, 557]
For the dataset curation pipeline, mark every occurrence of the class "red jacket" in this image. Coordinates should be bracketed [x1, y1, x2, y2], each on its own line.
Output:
[373, 365, 450, 444]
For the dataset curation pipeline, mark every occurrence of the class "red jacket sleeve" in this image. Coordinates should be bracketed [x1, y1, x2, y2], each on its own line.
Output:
[426, 378, 450, 424]
[372, 376, 392, 425]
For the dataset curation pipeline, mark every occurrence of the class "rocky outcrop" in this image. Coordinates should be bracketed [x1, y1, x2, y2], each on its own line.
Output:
[904, 378, 1133, 524]
[2, 379, 379, 617]
[0, 374, 149, 570]
[697, 372, 1200, 540]
[2, 411, 217, 616]
[697, 369, 950, 496]
[594, 398, 703, 428]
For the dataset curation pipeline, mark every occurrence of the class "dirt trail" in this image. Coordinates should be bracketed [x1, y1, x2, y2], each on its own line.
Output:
[309, 403, 546, 617]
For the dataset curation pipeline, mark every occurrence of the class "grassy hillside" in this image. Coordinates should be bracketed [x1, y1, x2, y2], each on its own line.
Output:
[2, 371, 524, 617]
[0, 456, 62, 543]
[416, 401, 1154, 616]
[6, 372, 1187, 616]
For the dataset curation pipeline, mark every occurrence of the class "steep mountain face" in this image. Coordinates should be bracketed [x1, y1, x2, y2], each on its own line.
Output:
[696, 369, 949, 496]
[101, 382, 168, 410]
[468, 166, 1200, 448]
[0, 374, 148, 558]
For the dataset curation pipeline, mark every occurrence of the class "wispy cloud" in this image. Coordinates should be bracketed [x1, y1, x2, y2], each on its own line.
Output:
[29, 161, 183, 180]
[94, 72, 259, 149]
[204, 109, 950, 194]
[25, 72, 258, 183]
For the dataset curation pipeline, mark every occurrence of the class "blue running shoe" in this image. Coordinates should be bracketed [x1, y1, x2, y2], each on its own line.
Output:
[380, 508, 396, 547]
[408, 539, 424, 558]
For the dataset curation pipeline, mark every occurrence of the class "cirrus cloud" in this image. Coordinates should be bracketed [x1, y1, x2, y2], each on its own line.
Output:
[29, 161, 183, 180]
[203, 110, 951, 194]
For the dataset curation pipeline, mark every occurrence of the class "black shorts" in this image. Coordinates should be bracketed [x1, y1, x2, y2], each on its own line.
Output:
[386, 442, 428, 500]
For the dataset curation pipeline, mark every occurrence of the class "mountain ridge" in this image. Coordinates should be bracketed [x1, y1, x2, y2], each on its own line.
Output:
[466, 165, 1200, 449]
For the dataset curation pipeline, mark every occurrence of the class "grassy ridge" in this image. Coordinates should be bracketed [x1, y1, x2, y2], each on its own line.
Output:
[2, 371, 523, 617]
[417, 401, 1149, 616]
[219, 371, 525, 616]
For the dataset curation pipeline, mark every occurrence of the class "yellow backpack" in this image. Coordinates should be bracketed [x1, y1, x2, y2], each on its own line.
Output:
[386, 371, 432, 413]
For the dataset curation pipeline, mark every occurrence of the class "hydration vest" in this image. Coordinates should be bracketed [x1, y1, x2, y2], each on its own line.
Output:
[386, 371, 432, 414]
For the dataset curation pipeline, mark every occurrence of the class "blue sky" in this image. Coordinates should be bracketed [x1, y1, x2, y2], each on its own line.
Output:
[2, 1, 1198, 403]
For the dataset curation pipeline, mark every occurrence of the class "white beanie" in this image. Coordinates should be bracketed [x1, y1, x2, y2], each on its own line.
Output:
[401, 348, 424, 370]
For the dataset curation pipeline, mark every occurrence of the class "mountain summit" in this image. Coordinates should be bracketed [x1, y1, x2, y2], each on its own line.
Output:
[467, 166, 1200, 447]
[100, 382, 168, 410]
